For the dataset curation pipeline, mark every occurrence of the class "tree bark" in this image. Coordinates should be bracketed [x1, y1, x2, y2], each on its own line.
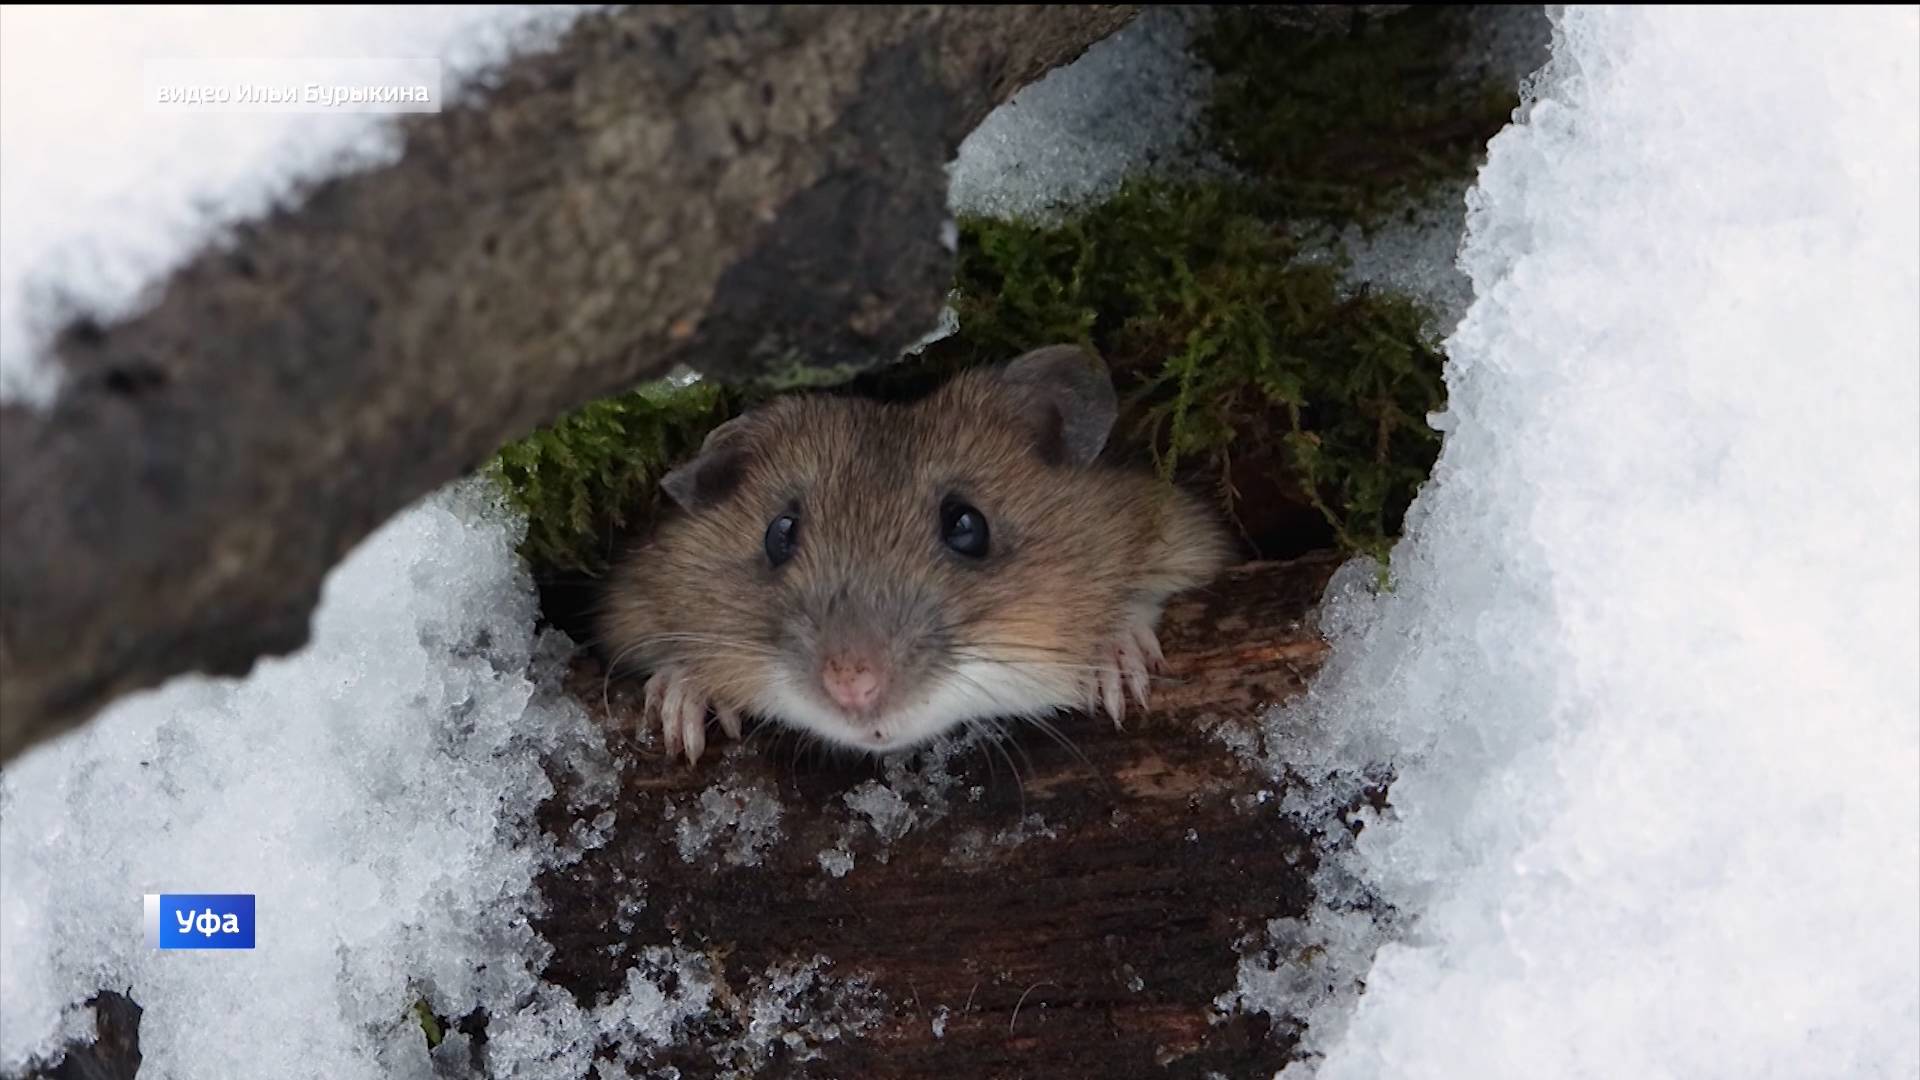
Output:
[0, 4, 1140, 764]
[534, 553, 1344, 1079]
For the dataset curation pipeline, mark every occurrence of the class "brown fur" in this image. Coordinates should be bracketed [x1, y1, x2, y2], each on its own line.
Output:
[598, 352, 1231, 747]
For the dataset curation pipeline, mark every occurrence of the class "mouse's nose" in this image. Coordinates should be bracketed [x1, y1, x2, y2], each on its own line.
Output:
[821, 653, 884, 713]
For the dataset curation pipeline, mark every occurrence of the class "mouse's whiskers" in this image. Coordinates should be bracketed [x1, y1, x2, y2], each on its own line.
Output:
[626, 632, 783, 657]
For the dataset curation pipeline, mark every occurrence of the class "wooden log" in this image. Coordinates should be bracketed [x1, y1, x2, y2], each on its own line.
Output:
[0, 4, 1141, 763]
[14, 555, 1345, 1079]
[534, 552, 1343, 1078]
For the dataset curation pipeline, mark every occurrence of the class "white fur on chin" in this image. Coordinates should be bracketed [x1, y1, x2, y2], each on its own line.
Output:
[754, 661, 1082, 754]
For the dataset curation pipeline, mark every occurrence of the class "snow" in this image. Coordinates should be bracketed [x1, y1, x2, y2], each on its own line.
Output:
[1296, 6, 1552, 334]
[733, 955, 883, 1070]
[946, 813, 1059, 866]
[0, 481, 618, 1077]
[493, 952, 881, 1078]
[667, 779, 786, 867]
[816, 847, 857, 879]
[843, 780, 920, 846]
[813, 736, 982, 878]
[488, 970, 694, 1080]
[946, 7, 1214, 222]
[1233, 7, 1920, 1078]
[0, 5, 595, 406]
[809, 734, 1058, 879]
[1306, 182, 1482, 333]
[0, 475, 882, 1078]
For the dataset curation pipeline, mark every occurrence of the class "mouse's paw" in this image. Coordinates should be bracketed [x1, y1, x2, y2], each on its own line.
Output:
[641, 667, 742, 766]
[1091, 618, 1164, 729]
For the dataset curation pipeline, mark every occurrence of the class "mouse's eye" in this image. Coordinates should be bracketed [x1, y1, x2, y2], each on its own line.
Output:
[941, 500, 990, 558]
[765, 511, 800, 568]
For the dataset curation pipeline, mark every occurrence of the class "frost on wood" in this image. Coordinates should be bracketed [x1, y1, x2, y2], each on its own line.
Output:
[1224, 7, 1920, 1078]
[734, 957, 885, 1071]
[667, 780, 786, 867]
[946, 813, 1061, 867]
[490, 952, 883, 1079]
[487, 948, 880, 1080]
[814, 735, 972, 876]
[812, 746, 1067, 875]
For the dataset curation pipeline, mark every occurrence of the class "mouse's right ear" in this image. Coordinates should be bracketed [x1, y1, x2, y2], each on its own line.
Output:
[660, 414, 754, 511]
[1000, 344, 1118, 467]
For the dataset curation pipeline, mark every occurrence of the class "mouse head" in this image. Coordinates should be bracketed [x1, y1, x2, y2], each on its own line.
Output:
[650, 344, 1138, 753]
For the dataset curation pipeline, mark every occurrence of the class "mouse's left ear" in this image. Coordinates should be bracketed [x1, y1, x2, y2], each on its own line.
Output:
[999, 344, 1118, 467]
[660, 414, 754, 511]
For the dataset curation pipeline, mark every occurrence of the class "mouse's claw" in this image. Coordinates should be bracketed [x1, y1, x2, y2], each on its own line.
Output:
[644, 667, 723, 766]
[657, 674, 688, 760]
[1118, 634, 1152, 709]
[1133, 622, 1166, 674]
[1099, 662, 1125, 728]
[642, 671, 669, 734]
[717, 704, 743, 742]
[680, 700, 707, 766]
[1092, 615, 1163, 729]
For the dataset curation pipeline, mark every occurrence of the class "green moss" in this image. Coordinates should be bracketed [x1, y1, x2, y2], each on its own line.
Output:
[411, 998, 444, 1050]
[487, 377, 731, 577]
[487, 6, 1504, 574]
[930, 180, 1446, 559]
[911, 6, 1511, 557]
[745, 353, 882, 394]
[493, 177, 1450, 571]
[1200, 5, 1519, 223]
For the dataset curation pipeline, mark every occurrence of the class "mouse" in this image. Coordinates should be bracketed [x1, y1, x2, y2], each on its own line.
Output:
[597, 344, 1231, 765]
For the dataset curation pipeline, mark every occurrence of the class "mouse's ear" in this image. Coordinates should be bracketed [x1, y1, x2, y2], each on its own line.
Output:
[660, 414, 754, 511]
[999, 344, 1117, 467]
